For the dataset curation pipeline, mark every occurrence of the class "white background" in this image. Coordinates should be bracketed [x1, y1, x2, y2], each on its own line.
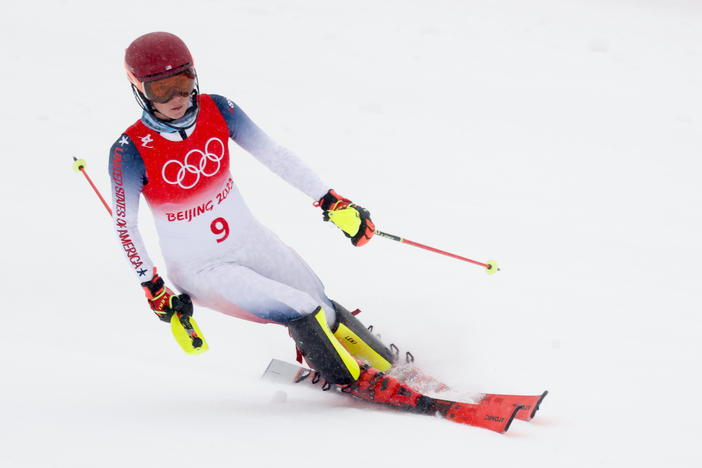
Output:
[1, 1, 701, 467]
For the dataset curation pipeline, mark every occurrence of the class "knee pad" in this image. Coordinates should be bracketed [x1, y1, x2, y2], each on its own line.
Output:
[288, 307, 360, 385]
[331, 300, 394, 372]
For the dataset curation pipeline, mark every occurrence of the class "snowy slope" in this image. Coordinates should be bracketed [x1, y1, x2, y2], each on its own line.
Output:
[2, 1, 701, 466]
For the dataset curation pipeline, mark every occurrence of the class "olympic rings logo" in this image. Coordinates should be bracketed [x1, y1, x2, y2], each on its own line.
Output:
[162, 138, 226, 189]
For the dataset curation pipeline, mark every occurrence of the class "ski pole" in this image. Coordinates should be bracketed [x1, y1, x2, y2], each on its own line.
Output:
[73, 157, 112, 216]
[374, 229, 499, 274]
[72, 157, 208, 354]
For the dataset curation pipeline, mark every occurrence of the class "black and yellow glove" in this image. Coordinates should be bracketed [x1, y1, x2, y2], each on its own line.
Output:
[141, 269, 193, 322]
[317, 189, 375, 247]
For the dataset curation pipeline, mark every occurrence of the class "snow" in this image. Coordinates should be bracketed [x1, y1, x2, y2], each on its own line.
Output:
[2, 0, 701, 466]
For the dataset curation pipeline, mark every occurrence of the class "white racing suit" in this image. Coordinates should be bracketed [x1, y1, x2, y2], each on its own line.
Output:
[108, 94, 336, 325]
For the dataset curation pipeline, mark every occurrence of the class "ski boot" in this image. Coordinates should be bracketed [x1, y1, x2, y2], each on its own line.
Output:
[288, 307, 360, 385]
[330, 300, 395, 372]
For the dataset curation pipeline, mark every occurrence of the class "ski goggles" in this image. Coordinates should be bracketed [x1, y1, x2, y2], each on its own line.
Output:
[143, 68, 197, 103]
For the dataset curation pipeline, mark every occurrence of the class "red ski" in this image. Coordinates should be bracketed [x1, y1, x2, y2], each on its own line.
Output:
[263, 359, 522, 433]
[425, 397, 522, 433]
[388, 360, 548, 421]
[480, 392, 549, 421]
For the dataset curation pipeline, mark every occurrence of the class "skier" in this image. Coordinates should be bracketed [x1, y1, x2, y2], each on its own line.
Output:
[110, 31, 422, 406]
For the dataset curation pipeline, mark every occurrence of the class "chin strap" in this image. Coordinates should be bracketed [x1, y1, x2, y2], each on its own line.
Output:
[141, 104, 199, 134]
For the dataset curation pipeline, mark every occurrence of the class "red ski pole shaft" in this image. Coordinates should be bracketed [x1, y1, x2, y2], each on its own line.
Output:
[374, 229, 499, 274]
[73, 157, 112, 216]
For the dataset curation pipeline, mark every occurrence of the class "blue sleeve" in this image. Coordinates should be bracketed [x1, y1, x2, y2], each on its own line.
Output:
[210, 94, 273, 153]
[108, 134, 155, 281]
[209, 94, 330, 201]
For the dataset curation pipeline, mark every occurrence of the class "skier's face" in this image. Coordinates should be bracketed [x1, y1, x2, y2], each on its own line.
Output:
[152, 94, 191, 120]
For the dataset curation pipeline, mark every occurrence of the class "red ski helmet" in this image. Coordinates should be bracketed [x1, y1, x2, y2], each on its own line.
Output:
[125, 32, 194, 94]
[124, 32, 200, 129]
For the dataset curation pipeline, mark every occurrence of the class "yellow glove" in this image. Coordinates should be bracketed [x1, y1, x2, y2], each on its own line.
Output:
[316, 189, 375, 246]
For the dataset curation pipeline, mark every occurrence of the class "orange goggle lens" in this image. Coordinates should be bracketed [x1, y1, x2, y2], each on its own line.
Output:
[144, 69, 196, 103]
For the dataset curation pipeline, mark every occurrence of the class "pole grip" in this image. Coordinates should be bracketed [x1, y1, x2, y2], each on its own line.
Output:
[374, 230, 403, 242]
